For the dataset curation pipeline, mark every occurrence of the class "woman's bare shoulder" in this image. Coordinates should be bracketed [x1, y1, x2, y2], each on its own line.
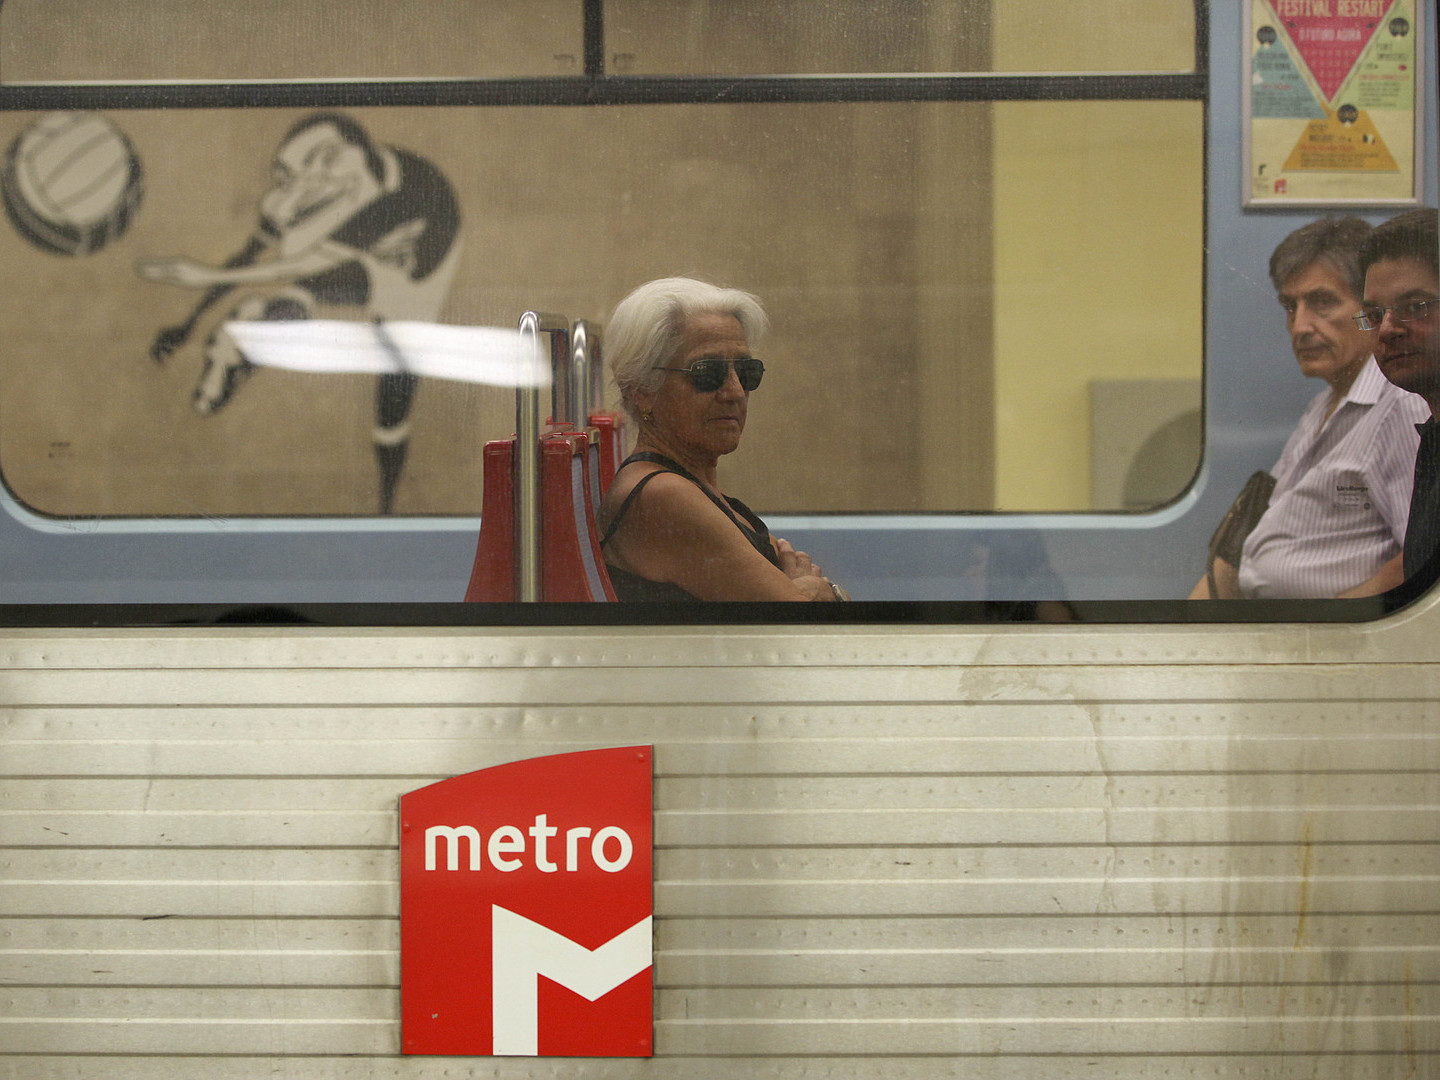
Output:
[599, 463, 702, 533]
[615, 468, 722, 521]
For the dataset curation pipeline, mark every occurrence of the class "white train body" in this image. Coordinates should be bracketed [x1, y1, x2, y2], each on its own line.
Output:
[3, 595, 1437, 1077]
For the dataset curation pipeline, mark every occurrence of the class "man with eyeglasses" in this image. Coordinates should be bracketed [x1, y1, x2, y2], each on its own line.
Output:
[1359, 208, 1440, 582]
[1190, 216, 1427, 599]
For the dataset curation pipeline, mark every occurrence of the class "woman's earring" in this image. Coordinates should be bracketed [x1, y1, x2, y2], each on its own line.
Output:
[641, 411, 653, 423]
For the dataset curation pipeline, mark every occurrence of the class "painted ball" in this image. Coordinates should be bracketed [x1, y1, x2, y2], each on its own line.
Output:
[3, 111, 145, 256]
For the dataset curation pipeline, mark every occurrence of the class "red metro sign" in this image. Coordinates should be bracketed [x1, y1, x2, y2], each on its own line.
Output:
[400, 746, 653, 1056]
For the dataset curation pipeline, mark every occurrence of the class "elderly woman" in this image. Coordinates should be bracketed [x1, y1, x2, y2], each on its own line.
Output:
[597, 278, 844, 601]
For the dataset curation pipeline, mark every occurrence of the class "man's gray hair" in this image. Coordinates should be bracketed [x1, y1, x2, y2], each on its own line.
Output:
[608, 277, 768, 419]
[1269, 215, 1372, 297]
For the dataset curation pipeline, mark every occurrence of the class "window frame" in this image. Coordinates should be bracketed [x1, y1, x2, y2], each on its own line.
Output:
[0, 0, 1208, 110]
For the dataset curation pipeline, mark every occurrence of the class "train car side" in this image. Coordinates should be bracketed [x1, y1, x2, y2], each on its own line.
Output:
[2, 594, 1436, 1078]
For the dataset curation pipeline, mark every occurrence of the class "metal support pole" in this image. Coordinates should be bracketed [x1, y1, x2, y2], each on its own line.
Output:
[571, 319, 604, 420]
[515, 311, 570, 602]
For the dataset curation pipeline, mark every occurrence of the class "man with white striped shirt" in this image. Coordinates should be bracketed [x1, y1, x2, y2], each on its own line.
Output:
[1190, 217, 1429, 599]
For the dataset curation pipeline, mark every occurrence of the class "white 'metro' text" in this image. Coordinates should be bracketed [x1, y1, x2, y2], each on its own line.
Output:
[425, 815, 633, 872]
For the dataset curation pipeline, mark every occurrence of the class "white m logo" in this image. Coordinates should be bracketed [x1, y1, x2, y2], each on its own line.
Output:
[491, 905, 653, 1056]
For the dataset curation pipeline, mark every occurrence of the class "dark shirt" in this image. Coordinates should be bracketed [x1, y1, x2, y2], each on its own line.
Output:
[1403, 417, 1440, 581]
[600, 452, 780, 601]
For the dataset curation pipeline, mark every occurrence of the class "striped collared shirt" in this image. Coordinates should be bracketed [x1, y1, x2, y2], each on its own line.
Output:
[1238, 356, 1430, 598]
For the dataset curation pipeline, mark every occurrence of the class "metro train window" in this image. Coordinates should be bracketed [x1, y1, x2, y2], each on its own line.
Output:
[0, 0, 584, 82]
[0, 1, 1434, 623]
[605, 0, 1196, 75]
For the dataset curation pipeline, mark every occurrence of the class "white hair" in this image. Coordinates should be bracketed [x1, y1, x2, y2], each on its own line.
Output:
[608, 277, 768, 419]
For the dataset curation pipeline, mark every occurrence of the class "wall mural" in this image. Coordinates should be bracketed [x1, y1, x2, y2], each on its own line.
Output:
[0, 98, 990, 520]
[3, 110, 463, 517]
[133, 113, 462, 514]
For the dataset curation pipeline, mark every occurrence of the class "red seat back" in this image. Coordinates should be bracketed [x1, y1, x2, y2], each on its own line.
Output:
[540, 432, 616, 602]
[589, 411, 629, 494]
[464, 433, 614, 602]
[464, 439, 517, 602]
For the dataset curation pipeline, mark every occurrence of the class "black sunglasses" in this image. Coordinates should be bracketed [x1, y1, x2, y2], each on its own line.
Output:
[657, 357, 765, 392]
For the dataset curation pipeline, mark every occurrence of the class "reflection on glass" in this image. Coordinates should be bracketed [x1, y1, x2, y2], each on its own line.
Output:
[224, 320, 535, 386]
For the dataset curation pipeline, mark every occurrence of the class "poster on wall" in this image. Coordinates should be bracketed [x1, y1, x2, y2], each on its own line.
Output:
[1243, 0, 1424, 207]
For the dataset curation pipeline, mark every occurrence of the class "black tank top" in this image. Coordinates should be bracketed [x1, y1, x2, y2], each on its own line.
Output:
[600, 452, 781, 601]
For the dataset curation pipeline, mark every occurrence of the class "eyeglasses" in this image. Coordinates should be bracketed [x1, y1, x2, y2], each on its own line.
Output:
[657, 357, 765, 392]
[1353, 297, 1440, 330]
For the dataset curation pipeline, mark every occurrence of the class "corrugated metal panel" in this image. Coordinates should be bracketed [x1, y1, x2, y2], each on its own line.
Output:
[1, 600, 1438, 1077]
